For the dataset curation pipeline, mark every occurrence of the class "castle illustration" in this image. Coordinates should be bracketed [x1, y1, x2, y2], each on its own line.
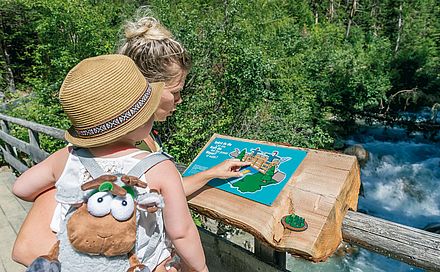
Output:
[232, 148, 283, 176]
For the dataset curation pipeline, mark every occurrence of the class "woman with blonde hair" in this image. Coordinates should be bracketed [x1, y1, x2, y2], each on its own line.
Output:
[13, 13, 249, 270]
[118, 15, 250, 195]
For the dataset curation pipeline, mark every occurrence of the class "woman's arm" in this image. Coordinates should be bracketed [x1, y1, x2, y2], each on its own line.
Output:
[182, 159, 251, 196]
[140, 136, 249, 196]
[12, 147, 69, 266]
[12, 188, 58, 266]
[147, 160, 208, 272]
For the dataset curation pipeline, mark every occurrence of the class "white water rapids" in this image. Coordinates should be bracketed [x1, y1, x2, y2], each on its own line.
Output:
[287, 114, 439, 271]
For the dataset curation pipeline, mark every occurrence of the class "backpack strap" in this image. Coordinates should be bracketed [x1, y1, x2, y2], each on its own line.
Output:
[73, 147, 106, 179]
[127, 151, 173, 178]
[74, 147, 173, 179]
[129, 151, 173, 261]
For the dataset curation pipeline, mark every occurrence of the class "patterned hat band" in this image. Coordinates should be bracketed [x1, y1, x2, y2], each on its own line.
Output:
[72, 84, 152, 139]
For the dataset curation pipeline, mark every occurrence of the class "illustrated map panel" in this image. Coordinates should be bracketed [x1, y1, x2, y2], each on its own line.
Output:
[183, 135, 308, 206]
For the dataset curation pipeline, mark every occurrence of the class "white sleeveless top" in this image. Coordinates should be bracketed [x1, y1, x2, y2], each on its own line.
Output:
[51, 148, 172, 270]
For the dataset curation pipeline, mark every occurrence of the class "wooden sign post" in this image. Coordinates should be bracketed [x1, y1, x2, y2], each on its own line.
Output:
[187, 134, 361, 261]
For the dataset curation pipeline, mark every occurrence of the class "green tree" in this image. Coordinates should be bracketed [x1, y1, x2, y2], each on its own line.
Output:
[262, 166, 275, 182]
[0, 0, 139, 152]
[237, 149, 246, 161]
[1, 0, 438, 159]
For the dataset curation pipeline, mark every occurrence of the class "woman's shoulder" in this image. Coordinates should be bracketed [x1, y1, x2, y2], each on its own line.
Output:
[143, 155, 180, 190]
[130, 149, 153, 160]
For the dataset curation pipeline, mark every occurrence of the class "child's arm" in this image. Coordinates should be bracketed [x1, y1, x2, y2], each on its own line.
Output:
[13, 147, 70, 202]
[147, 160, 208, 272]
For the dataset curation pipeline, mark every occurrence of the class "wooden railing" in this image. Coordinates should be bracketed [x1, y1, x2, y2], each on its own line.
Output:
[0, 113, 64, 173]
[0, 112, 439, 271]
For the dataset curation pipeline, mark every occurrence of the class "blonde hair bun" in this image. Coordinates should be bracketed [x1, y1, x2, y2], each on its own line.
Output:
[124, 17, 172, 41]
[118, 11, 191, 82]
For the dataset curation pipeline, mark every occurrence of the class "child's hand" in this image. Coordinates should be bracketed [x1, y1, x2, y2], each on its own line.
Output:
[207, 159, 251, 179]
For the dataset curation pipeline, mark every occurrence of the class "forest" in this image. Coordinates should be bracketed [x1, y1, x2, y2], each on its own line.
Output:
[0, 0, 439, 164]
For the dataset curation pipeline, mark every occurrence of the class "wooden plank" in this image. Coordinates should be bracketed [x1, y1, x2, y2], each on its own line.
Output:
[0, 169, 29, 271]
[0, 113, 65, 140]
[188, 134, 361, 261]
[342, 211, 440, 270]
[0, 170, 14, 192]
[0, 120, 14, 156]
[0, 146, 29, 174]
[0, 168, 32, 212]
[0, 169, 30, 229]
[0, 129, 49, 163]
[28, 129, 40, 147]
[0, 181, 29, 234]
[28, 129, 40, 166]
[0, 203, 26, 272]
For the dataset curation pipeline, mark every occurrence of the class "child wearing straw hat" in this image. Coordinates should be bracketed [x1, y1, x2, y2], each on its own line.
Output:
[13, 54, 208, 272]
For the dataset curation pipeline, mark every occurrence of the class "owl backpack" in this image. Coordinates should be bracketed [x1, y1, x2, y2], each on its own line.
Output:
[26, 148, 173, 272]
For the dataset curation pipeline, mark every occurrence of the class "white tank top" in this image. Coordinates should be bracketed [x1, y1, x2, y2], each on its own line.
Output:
[51, 148, 171, 270]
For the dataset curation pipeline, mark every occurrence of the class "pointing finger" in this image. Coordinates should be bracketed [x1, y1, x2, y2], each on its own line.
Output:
[230, 161, 252, 166]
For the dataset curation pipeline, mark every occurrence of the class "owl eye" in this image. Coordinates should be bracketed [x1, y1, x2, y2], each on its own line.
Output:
[110, 194, 134, 221]
[87, 192, 112, 217]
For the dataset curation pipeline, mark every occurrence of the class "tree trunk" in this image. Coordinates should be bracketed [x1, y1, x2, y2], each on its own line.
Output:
[311, 0, 319, 24]
[345, 0, 358, 39]
[370, 0, 379, 36]
[395, 3, 403, 52]
[315, 7, 319, 25]
[0, 43, 16, 94]
[0, 16, 16, 94]
[329, 0, 335, 21]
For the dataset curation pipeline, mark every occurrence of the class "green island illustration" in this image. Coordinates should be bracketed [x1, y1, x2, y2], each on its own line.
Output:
[229, 148, 287, 193]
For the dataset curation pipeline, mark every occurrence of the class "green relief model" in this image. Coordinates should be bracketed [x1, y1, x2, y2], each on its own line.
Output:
[285, 214, 305, 228]
[232, 171, 277, 192]
[281, 214, 308, 232]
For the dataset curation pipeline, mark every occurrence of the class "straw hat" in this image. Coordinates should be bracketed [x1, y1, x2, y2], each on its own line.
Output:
[59, 54, 164, 147]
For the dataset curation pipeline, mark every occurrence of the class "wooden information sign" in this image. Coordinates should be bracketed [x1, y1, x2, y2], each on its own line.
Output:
[186, 134, 361, 261]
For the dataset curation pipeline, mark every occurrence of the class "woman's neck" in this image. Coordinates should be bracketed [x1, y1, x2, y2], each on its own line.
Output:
[144, 134, 159, 152]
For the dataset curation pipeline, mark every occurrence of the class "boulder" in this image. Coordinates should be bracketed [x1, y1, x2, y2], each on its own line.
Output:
[344, 144, 369, 167]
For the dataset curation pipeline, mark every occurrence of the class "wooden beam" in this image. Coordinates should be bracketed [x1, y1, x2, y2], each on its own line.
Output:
[0, 113, 65, 140]
[28, 128, 40, 147]
[199, 227, 286, 272]
[0, 130, 49, 163]
[28, 128, 41, 166]
[342, 211, 440, 270]
[0, 146, 29, 173]
[0, 120, 15, 155]
[254, 238, 286, 268]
